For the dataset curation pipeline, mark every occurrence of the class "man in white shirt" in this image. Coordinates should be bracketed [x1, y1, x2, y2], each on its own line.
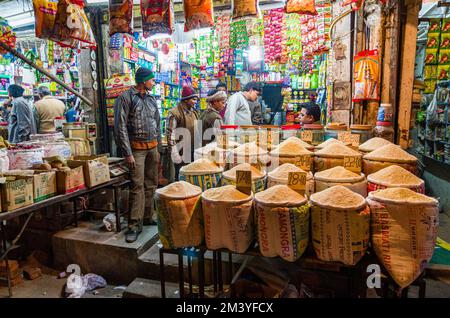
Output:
[224, 82, 262, 126]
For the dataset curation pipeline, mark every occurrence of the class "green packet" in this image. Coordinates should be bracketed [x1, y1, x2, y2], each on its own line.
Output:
[439, 49, 450, 64]
[440, 34, 450, 49]
[427, 33, 441, 48]
[438, 65, 450, 80]
[425, 48, 439, 64]
[429, 19, 441, 33]
[424, 79, 437, 94]
[442, 19, 450, 33]
[424, 65, 438, 79]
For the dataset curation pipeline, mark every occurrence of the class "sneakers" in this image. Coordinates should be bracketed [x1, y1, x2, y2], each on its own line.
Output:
[125, 228, 142, 243]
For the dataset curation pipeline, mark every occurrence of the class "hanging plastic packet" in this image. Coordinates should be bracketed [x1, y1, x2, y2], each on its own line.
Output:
[52, 0, 97, 49]
[0, 18, 16, 54]
[232, 0, 259, 20]
[184, 0, 214, 32]
[141, 0, 174, 38]
[352, 50, 380, 102]
[109, 0, 133, 36]
[285, 0, 318, 15]
[342, 0, 364, 11]
[33, 0, 58, 39]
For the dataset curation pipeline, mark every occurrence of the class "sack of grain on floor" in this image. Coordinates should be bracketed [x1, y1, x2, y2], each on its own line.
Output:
[363, 144, 418, 175]
[358, 137, 393, 155]
[269, 138, 314, 172]
[179, 158, 223, 190]
[314, 166, 367, 197]
[314, 138, 351, 151]
[222, 163, 267, 193]
[367, 165, 425, 194]
[313, 142, 362, 173]
[367, 188, 439, 288]
[309, 186, 370, 265]
[202, 185, 254, 253]
[155, 181, 203, 249]
[229, 142, 270, 171]
[254, 185, 310, 262]
[267, 163, 314, 197]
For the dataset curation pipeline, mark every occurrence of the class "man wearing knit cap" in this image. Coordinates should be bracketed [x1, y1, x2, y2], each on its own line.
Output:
[200, 89, 226, 146]
[166, 84, 199, 180]
[114, 67, 161, 243]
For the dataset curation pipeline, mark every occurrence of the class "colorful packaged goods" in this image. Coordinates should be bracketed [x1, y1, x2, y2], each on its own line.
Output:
[254, 185, 310, 262]
[33, 0, 58, 39]
[109, 0, 133, 36]
[368, 188, 439, 288]
[286, 0, 318, 15]
[184, 0, 214, 32]
[141, 0, 174, 38]
[353, 50, 380, 102]
[232, 0, 258, 20]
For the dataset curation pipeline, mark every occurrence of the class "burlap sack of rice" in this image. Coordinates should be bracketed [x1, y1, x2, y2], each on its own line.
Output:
[254, 185, 309, 262]
[222, 163, 267, 193]
[179, 158, 223, 191]
[358, 137, 393, 154]
[309, 186, 370, 265]
[194, 143, 235, 169]
[267, 163, 314, 197]
[367, 188, 439, 288]
[202, 185, 254, 253]
[155, 181, 203, 249]
[229, 142, 270, 171]
[313, 143, 362, 173]
[282, 136, 315, 151]
[367, 165, 425, 194]
[363, 144, 418, 175]
[314, 166, 367, 197]
[314, 138, 351, 151]
[269, 139, 314, 172]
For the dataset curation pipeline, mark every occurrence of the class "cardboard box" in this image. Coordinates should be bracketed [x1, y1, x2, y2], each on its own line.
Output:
[0, 175, 34, 212]
[3, 170, 57, 202]
[68, 155, 110, 188]
[56, 166, 86, 194]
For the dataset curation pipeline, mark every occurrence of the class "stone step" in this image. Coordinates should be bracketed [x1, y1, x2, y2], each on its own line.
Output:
[52, 221, 159, 285]
[122, 278, 180, 298]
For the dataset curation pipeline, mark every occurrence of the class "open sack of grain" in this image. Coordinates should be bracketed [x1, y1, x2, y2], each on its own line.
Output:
[367, 165, 425, 193]
[314, 143, 362, 173]
[269, 138, 314, 172]
[254, 185, 309, 262]
[229, 142, 270, 170]
[367, 188, 439, 288]
[314, 138, 350, 151]
[202, 185, 254, 253]
[267, 163, 314, 197]
[179, 158, 223, 191]
[282, 136, 315, 151]
[309, 186, 370, 265]
[363, 144, 418, 175]
[155, 181, 203, 249]
[358, 137, 393, 154]
[194, 141, 239, 168]
[222, 163, 266, 193]
[314, 166, 367, 197]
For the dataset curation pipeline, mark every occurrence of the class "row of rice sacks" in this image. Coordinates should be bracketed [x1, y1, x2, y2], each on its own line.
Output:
[155, 180, 438, 289]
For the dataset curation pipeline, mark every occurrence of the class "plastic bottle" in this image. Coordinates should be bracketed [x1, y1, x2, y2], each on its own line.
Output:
[304, 73, 311, 89]
[310, 70, 319, 89]
[298, 74, 304, 89]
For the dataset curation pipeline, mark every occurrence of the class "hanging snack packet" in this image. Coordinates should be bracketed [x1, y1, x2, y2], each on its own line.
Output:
[438, 49, 450, 64]
[141, 0, 174, 38]
[425, 48, 438, 65]
[442, 19, 450, 33]
[52, 0, 97, 49]
[427, 33, 440, 49]
[352, 50, 380, 102]
[33, 0, 58, 39]
[286, 0, 318, 15]
[109, 0, 133, 36]
[232, 0, 258, 20]
[429, 19, 441, 33]
[342, 0, 364, 10]
[424, 65, 438, 80]
[437, 65, 450, 80]
[184, 0, 214, 32]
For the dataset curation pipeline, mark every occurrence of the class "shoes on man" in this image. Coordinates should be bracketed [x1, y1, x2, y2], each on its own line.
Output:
[125, 228, 142, 243]
[143, 218, 157, 226]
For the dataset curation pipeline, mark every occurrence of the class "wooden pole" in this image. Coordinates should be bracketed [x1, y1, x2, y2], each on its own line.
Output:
[0, 41, 93, 107]
[397, 0, 421, 148]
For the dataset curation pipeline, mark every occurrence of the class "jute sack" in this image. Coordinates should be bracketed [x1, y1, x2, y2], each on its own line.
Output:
[367, 188, 439, 288]
[202, 185, 254, 253]
[267, 163, 314, 198]
[309, 186, 370, 265]
[229, 142, 270, 171]
[222, 163, 267, 193]
[314, 142, 362, 173]
[314, 138, 351, 151]
[194, 141, 239, 169]
[269, 139, 314, 172]
[254, 185, 310, 262]
[367, 165, 425, 194]
[155, 181, 203, 249]
[314, 166, 367, 197]
[179, 158, 223, 191]
[358, 137, 393, 155]
[363, 144, 418, 175]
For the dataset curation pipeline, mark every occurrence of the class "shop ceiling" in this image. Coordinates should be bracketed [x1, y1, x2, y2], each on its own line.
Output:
[0, 0, 286, 39]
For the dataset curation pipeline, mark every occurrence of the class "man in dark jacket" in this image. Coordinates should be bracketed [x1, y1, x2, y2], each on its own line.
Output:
[114, 67, 161, 243]
[7, 84, 37, 143]
[200, 89, 226, 146]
